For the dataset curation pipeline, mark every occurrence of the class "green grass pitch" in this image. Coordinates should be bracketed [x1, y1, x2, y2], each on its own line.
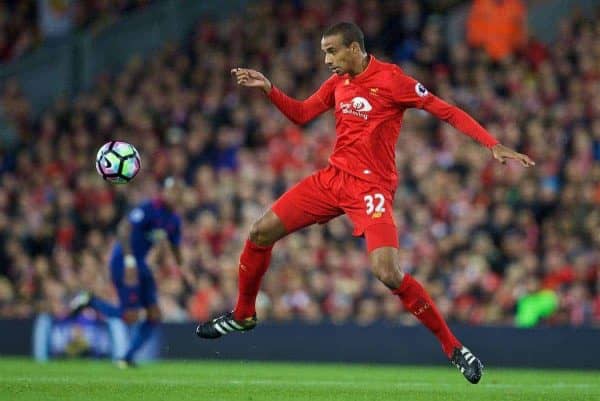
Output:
[0, 358, 598, 401]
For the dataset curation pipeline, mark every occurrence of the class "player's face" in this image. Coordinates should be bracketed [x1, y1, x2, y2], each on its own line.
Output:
[321, 34, 359, 75]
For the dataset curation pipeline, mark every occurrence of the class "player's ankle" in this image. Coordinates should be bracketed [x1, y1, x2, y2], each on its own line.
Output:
[444, 341, 462, 359]
[232, 308, 255, 321]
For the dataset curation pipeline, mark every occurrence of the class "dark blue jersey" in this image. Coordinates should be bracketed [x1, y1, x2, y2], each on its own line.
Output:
[121, 198, 181, 261]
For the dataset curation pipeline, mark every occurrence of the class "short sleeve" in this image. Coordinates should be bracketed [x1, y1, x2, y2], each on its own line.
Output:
[391, 70, 432, 109]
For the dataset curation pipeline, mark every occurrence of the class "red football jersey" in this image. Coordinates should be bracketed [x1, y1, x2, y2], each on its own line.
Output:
[268, 56, 498, 191]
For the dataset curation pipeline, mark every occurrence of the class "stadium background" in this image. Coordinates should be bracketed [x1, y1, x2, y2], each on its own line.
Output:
[0, 0, 599, 371]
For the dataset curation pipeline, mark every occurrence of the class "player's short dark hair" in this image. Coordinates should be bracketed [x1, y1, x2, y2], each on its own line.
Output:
[323, 22, 366, 52]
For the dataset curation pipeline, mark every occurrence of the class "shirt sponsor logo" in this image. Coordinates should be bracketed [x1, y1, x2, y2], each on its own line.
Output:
[340, 96, 373, 120]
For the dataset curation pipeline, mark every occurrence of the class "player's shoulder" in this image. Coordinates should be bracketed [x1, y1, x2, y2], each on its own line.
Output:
[137, 199, 153, 210]
[375, 57, 402, 71]
[131, 199, 154, 215]
[375, 59, 426, 97]
[373, 58, 410, 81]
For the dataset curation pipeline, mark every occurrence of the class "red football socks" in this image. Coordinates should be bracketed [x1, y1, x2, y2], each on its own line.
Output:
[233, 240, 273, 320]
[393, 274, 461, 357]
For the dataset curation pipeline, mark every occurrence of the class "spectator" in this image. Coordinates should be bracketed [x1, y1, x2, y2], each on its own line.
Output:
[0, 0, 154, 64]
[467, 0, 527, 61]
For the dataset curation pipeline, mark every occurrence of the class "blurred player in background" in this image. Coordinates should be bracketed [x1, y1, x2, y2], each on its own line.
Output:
[70, 177, 183, 367]
[196, 22, 534, 383]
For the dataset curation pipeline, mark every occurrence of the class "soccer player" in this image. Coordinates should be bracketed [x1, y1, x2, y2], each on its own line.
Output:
[70, 177, 183, 367]
[196, 22, 534, 383]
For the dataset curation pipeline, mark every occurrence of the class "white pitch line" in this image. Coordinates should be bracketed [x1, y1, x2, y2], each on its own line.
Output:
[0, 376, 596, 390]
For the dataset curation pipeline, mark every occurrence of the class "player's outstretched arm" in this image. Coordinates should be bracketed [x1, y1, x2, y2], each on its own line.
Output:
[231, 67, 332, 125]
[393, 73, 534, 167]
[116, 218, 136, 268]
[423, 96, 534, 167]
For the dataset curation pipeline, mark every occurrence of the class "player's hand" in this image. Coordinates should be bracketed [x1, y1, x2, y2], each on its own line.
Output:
[122, 309, 139, 324]
[491, 144, 535, 167]
[231, 68, 272, 93]
[150, 229, 167, 242]
[147, 238, 170, 269]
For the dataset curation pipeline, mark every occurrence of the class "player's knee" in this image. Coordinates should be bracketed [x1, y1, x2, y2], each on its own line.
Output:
[249, 219, 277, 246]
[370, 250, 404, 289]
[248, 220, 259, 241]
[248, 221, 265, 244]
[372, 265, 403, 289]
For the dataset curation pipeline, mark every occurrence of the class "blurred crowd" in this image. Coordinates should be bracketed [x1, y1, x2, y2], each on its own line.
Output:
[0, 0, 153, 64]
[0, 0, 599, 328]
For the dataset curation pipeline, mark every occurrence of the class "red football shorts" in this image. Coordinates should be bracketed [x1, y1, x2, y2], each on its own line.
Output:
[271, 165, 398, 252]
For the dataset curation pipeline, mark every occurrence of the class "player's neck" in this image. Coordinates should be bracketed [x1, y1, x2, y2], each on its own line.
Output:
[349, 54, 370, 77]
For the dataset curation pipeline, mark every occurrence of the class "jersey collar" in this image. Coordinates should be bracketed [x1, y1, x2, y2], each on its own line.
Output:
[347, 55, 376, 83]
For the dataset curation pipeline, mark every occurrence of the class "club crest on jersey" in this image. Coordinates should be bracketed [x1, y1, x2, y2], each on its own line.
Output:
[340, 96, 373, 120]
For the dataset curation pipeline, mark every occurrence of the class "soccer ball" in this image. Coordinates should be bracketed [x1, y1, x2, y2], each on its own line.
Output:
[96, 141, 141, 184]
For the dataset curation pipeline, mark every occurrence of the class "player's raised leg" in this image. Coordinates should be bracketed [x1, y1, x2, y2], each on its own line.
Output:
[68, 290, 122, 318]
[366, 230, 483, 384]
[196, 168, 343, 339]
[68, 290, 93, 317]
[195, 210, 285, 338]
[234, 211, 287, 320]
